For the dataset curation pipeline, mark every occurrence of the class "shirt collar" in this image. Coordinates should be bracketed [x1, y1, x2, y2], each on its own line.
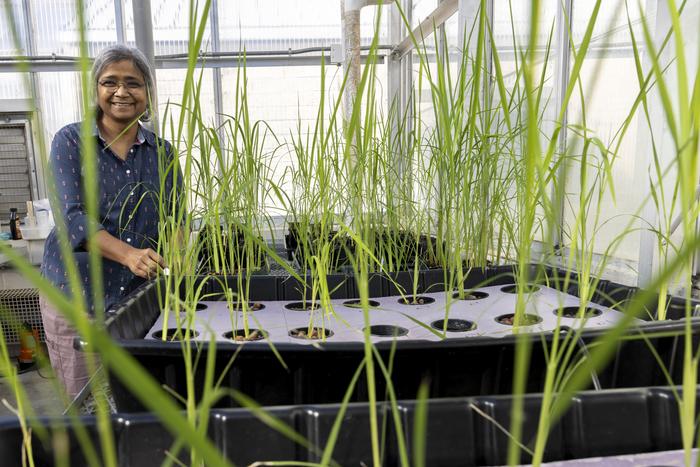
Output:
[93, 121, 153, 146]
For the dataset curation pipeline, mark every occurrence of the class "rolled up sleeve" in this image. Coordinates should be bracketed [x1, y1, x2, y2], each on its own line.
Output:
[49, 127, 105, 250]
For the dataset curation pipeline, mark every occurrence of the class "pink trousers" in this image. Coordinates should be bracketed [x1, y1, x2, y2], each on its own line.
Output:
[39, 296, 90, 401]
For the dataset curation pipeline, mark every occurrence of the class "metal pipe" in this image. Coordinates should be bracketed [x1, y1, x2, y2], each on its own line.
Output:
[343, 12, 360, 127]
[0, 45, 395, 64]
[342, 0, 396, 127]
[0, 53, 388, 73]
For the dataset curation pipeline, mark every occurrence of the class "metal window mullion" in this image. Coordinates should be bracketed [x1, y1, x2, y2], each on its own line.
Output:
[480, 0, 494, 235]
[114, 0, 126, 44]
[209, 0, 225, 158]
[21, 0, 47, 200]
[636, 0, 689, 287]
[550, 0, 573, 252]
[483, 0, 493, 107]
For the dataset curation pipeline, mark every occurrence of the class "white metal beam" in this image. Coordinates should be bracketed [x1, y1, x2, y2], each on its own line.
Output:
[393, 0, 458, 58]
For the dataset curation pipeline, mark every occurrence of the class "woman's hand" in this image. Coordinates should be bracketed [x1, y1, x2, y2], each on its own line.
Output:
[124, 247, 166, 279]
[93, 230, 166, 279]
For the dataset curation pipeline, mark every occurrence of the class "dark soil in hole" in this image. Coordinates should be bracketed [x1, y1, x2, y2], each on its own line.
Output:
[289, 327, 334, 339]
[365, 325, 409, 337]
[175, 302, 208, 313]
[500, 284, 541, 294]
[344, 299, 381, 309]
[431, 319, 476, 332]
[558, 306, 602, 318]
[224, 329, 265, 341]
[496, 313, 542, 326]
[452, 291, 489, 301]
[151, 328, 200, 341]
[398, 296, 436, 306]
[285, 301, 322, 311]
[229, 302, 265, 312]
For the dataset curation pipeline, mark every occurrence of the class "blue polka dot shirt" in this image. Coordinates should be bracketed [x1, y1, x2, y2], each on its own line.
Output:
[41, 121, 182, 314]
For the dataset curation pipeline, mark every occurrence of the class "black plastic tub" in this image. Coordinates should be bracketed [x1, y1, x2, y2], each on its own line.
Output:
[0, 386, 695, 466]
[97, 264, 700, 412]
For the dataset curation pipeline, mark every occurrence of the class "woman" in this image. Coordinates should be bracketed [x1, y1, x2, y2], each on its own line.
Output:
[41, 45, 181, 401]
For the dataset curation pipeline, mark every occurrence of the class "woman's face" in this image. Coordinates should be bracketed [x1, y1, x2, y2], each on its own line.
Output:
[96, 59, 147, 125]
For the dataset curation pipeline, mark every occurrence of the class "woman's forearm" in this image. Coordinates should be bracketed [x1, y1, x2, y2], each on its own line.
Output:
[93, 230, 133, 265]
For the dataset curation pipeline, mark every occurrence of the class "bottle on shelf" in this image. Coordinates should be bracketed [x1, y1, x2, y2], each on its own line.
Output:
[9, 208, 23, 240]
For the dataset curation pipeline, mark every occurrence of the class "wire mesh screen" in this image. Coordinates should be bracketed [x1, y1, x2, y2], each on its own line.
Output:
[0, 288, 43, 344]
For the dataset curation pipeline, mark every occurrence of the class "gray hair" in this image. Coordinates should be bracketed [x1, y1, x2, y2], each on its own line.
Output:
[91, 44, 155, 122]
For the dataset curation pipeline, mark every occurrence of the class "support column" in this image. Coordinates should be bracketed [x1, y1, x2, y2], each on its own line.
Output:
[388, 0, 412, 184]
[132, 0, 156, 70]
[131, 0, 157, 127]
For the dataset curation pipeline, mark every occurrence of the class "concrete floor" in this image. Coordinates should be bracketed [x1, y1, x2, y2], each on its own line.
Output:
[0, 345, 66, 418]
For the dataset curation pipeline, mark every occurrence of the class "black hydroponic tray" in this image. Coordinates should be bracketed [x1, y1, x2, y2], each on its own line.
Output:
[99, 264, 700, 412]
[0, 386, 696, 466]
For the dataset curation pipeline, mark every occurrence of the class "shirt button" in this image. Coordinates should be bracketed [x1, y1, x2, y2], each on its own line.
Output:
[126, 238, 132, 243]
[120, 286, 125, 291]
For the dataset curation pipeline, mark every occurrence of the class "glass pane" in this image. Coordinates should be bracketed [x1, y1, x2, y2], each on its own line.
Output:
[0, 72, 31, 99]
[217, 0, 388, 52]
[412, 0, 438, 31]
[493, 1, 559, 49]
[37, 71, 83, 153]
[493, 0, 560, 246]
[123, 0, 212, 55]
[219, 63, 387, 213]
[156, 67, 216, 143]
[563, 1, 654, 264]
[29, 0, 117, 56]
[0, 0, 29, 57]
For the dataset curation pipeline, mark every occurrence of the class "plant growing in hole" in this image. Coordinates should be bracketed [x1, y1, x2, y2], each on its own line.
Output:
[271, 53, 353, 316]
[4, 0, 700, 465]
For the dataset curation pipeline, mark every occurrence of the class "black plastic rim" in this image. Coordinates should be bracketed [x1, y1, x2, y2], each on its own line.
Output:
[229, 302, 266, 312]
[398, 296, 436, 306]
[495, 313, 543, 326]
[452, 291, 489, 301]
[365, 325, 409, 337]
[500, 284, 541, 294]
[151, 328, 200, 341]
[223, 329, 266, 341]
[284, 301, 322, 311]
[557, 306, 603, 318]
[289, 327, 334, 339]
[430, 319, 476, 332]
[344, 299, 381, 309]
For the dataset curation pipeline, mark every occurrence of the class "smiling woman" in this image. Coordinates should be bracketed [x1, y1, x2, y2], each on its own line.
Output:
[39, 45, 183, 402]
